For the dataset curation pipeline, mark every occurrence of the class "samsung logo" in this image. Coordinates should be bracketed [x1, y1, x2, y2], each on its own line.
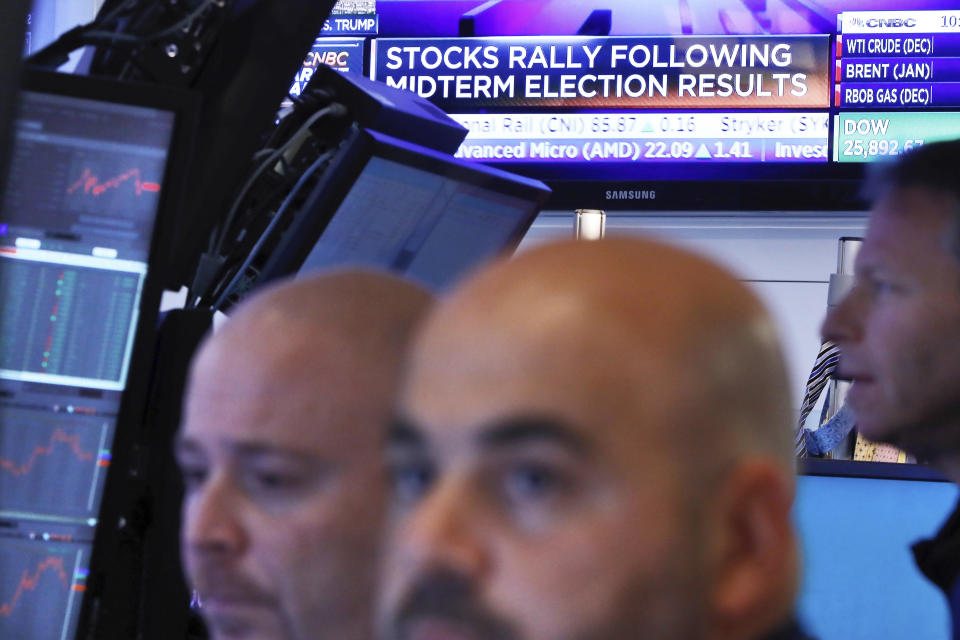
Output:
[605, 189, 657, 201]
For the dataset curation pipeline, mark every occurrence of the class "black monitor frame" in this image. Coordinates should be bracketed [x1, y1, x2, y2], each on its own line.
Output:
[534, 159, 868, 212]
[11, 68, 200, 639]
[0, 0, 29, 197]
[801, 458, 949, 482]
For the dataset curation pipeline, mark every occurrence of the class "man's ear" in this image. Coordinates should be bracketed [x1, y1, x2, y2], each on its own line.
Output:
[707, 460, 798, 639]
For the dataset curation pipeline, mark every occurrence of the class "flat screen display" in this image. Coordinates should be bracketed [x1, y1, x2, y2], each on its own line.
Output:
[351, 1, 960, 207]
[300, 153, 547, 289]
[0, 78, 178, 639]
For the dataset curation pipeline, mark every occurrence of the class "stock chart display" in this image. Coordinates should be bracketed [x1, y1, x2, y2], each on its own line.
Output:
[0, 254, 143, 389]
[0, 538, 89, 640]
[0, 407, 111, 523]
[4, 132, 167, 230]
[0, 90, 173, 260]
[0, 79, 176, 638]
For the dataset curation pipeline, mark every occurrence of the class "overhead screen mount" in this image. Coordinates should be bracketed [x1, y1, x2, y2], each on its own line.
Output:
[191, 65, 551, 311]
[186, 64, 469, 302]
[28, 0, 231, 86]
[28, 0, 340, 292]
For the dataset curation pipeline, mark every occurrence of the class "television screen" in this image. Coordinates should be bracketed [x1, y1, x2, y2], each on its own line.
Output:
[356, 1, 960, 209]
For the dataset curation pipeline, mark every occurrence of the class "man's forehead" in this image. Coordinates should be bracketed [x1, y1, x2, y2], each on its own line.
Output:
[389, 413, 592, 455]
[407, 321, 698, 456]
[398, 347, 683, 466]
[175, 432, 314, 462]
[180, 393, 299, 451]
[858, 190, 956, 269]
[182, 365, 368, 453]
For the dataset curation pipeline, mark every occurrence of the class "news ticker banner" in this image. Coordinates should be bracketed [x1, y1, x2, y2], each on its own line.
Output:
[289, 39, 364, 98]
[448, 112, 829, 163]
[836, 10, 960, 108]
[833, 111, 960, 162]
[371, 35, 830, 109]
[322, 0, 377, 35]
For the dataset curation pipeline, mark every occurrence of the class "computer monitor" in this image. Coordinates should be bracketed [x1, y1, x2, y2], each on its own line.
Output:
[214, 126, 550, 309]
[795, 468, 958, 639]
[0, 69, 197, 639]
[297, 129, 553, 290]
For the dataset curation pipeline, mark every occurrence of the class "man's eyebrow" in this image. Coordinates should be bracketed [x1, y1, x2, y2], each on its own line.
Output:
[173, 435, 202, 459]
[172, 436, 314, 467]
[387, 416, 426, 447]
[227, 441, 314, 462]
[478, 416, 589, 455]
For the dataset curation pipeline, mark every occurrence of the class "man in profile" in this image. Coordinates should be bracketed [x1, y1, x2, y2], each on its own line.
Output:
[176, 270, 432, 640]
[822, 138, 960, 634]
[379, 237, 810, 640]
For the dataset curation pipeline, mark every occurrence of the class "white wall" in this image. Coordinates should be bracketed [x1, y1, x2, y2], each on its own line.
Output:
[517, 210, 869, 411]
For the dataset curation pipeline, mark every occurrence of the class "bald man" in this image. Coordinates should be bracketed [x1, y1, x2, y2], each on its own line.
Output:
[176, 270, 432, 640]
[379, 237, 809, 640]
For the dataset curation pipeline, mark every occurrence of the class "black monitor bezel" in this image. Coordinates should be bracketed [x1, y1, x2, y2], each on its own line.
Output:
[801, 459, 948, 482]
[0, 0, 29, 198]
[13, 68, 200, 639]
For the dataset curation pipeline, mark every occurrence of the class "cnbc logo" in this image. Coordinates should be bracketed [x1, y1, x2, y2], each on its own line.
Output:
[848, 16, 918, 28]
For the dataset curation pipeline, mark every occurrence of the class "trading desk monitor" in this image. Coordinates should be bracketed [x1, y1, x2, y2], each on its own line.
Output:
[215, 126, 549, 309]
[0, 71, 194, 639]
[297, 129, 552, 290]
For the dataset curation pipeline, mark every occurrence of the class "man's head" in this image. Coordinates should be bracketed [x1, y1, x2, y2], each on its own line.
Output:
[177, 270, 432, 640]
[379, 237, 799, 640]
[822, 139, 960, 459]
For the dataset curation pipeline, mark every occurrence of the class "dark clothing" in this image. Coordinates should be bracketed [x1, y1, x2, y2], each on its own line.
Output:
[764, 617, 817, 640]
[913, 499, 960, 640]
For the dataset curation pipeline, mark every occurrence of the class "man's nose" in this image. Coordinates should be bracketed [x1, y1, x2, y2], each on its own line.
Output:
[821, 282, 864, 345]
[182, 473, 247, 558]
[396, 474, 491, 582]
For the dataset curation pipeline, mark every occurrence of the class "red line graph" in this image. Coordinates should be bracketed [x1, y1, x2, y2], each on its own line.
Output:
[66, 167, 160, 197]
[0, 429, 95, 478]
[0, 556, 69, 617]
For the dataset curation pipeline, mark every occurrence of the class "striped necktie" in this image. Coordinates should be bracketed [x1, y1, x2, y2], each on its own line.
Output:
[795, 341, 841, 457]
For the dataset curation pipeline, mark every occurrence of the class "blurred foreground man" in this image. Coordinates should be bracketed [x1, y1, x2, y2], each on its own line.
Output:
[380, 237, 810, 640]
[177, 270, 432, 640]
[822, 139, 960, 637]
